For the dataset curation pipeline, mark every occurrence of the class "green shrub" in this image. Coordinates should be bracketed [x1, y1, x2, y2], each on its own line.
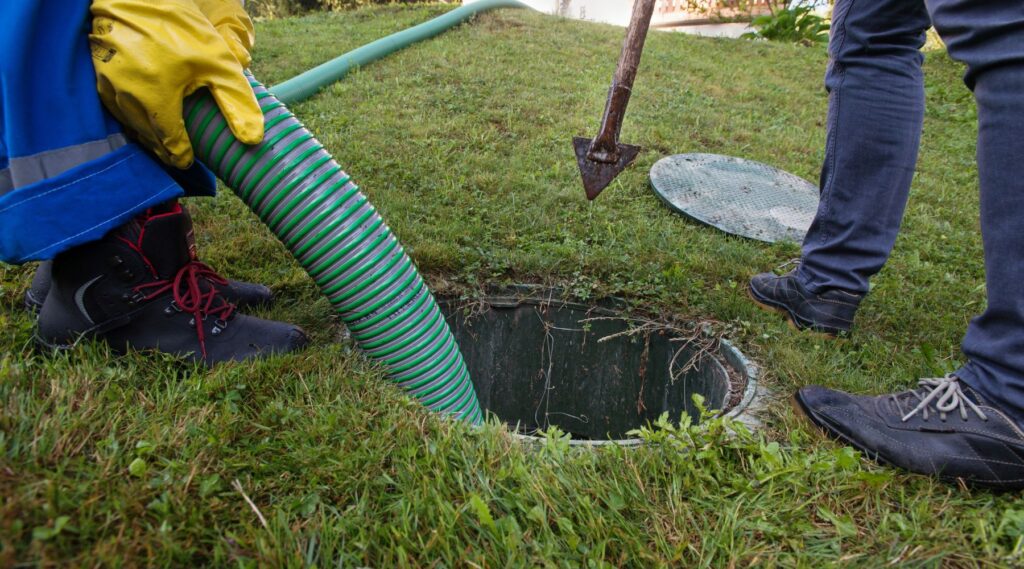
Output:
[742, 4, 830, 45]
[247, 0, 436, 19]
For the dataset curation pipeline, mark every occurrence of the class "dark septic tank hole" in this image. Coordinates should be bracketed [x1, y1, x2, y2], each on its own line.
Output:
[439, 288, 754, 444]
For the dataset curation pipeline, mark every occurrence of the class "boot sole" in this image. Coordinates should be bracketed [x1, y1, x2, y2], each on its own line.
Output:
[23, 290, 44, 314]
[35, 317, 303, 368]
[33, 332, 74, 353]
[34, 311, 135, 356]
[747, 285, 843, 339]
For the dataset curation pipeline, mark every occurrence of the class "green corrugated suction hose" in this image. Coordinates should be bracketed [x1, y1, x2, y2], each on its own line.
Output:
[184, 75, 482, 423]
[180, 2, 534, 423]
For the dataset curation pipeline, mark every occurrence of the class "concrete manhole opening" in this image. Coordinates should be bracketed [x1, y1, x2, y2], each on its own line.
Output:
[439, 289, 755, 444]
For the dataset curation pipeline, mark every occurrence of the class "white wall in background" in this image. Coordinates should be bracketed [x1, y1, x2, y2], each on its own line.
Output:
[462, 0, 633, 26]
[461, 0, 753, 37]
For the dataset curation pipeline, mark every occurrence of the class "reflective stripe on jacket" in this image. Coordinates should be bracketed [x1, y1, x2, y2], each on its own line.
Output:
[0, 0, 216, 263]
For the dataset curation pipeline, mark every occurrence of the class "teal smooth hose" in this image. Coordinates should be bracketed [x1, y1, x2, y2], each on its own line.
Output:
[184, 75, 482, 423]
[271, 0, 530, 105]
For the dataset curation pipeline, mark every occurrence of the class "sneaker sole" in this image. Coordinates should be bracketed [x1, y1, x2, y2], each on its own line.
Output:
[747, 285, 843, 339]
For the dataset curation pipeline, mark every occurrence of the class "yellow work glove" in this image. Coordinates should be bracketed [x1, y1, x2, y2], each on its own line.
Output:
[90, 0, 264, 169]
[193, 0, 257, 68]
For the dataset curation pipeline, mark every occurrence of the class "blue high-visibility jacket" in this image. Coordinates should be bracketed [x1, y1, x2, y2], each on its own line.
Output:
[0, 0, 216, 264]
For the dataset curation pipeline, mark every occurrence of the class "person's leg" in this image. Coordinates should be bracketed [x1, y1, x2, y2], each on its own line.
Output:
[928, 0, 1024, 425]
[795, 0, 1024, 488]
[749, 0, 932, 335]
[798, 0, 933, 294]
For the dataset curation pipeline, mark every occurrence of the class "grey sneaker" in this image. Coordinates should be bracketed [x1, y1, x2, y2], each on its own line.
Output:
[796, 376, 1024, 490]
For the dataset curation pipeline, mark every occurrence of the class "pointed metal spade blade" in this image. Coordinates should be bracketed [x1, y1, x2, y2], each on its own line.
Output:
[573, 136, 642, 201]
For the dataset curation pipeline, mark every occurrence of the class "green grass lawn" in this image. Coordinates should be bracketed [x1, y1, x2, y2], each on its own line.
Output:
[2, 5, 1020, 566]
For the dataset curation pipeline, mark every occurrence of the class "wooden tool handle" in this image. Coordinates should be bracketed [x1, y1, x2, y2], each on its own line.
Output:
[588, 0, 657, 162]
[614, 0, 657, 89]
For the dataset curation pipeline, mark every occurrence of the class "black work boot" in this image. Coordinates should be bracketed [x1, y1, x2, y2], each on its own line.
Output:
[36, 202, 308, 365]
[796, 376, 1024, 490]
[748, 268, 863, 336]
[25, 260, 274, 313]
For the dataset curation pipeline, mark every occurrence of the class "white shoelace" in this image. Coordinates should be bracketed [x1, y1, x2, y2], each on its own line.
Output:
[899, 376, 989, 423]
[776, 258, 801, 273]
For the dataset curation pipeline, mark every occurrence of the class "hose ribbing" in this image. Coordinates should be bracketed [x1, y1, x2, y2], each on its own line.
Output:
[184, 76, 482, 423]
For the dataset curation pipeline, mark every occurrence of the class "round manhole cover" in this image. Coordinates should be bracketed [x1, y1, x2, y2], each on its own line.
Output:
[649, 153, 819, 243]
[439, 288, 756, 445]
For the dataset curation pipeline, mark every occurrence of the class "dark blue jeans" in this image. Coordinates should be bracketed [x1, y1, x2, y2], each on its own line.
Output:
[796, 0, 1024, 417]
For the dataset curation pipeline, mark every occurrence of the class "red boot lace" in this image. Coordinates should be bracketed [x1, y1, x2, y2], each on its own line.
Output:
[132, 261, 237, 360]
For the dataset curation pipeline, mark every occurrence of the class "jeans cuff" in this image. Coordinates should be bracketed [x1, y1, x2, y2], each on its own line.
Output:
[956, 362, 1024, 428]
